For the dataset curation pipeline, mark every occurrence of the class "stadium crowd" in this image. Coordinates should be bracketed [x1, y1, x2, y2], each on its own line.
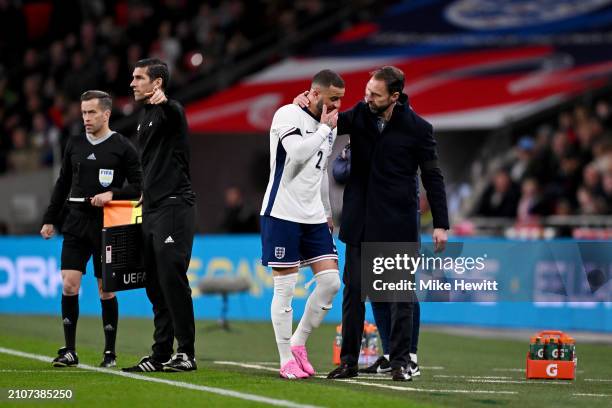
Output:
[0, 0, 331, 174]
[475, 99, 612, 219]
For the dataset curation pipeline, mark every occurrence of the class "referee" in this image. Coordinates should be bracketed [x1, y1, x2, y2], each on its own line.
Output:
[41, 90, 142, 368]
[122, 59, 198, 373]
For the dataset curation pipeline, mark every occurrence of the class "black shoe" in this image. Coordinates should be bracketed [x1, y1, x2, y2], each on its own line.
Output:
[358, 356, 391, 374]
[122, 356, 165, 372]
[52, 347, 78, 367]
[409, 361, 420, 377]
[100, 351, 117, 368]
[163, 353, 197, 372]
[327, 363, 358, 379]
[391, 367, 412, 382]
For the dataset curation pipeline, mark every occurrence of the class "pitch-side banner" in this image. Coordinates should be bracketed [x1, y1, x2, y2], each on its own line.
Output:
[186, 0, 612, 133]
[0, 236, 610, 332]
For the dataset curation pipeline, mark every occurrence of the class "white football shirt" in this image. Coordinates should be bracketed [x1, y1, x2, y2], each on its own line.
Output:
[260, 104, 336, 224]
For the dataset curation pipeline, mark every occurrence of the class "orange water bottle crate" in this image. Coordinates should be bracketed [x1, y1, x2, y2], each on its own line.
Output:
[526, 330, 576, 380]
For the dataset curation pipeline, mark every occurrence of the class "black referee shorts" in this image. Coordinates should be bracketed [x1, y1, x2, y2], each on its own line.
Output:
[60, 208, 103, 278]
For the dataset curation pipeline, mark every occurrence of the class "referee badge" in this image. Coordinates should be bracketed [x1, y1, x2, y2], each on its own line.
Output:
[99, 169, 114, 187]
[274, 247, 286, 259]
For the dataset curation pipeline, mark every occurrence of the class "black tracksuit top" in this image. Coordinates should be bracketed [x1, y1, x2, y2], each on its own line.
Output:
[42, 132, 142, 225]
[137, 99, 195, 210]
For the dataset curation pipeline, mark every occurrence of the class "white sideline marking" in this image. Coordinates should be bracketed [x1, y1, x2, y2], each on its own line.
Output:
[573, 393, 611, 397]
[214, 361, 279, 372]
[584, 379, 612, 382]
[493, 368, 524, 372]
[0, 369, 96, 373]
[0, 347, 320, 408]
[250, 362, 278, 366]
[341, 379, 518, 395]
[468, 379, 571, 385]
[314, 375, 396, 381]
[435, 375, 512, 379]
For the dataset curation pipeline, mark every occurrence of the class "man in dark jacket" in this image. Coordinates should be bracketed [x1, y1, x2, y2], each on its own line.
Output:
[122, 58, 198, 373]
[297, 66, 449, 381]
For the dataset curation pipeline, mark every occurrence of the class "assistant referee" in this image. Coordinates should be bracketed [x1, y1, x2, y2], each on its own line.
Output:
[122, 59, 198, 373]
[41, 90, 142, 368]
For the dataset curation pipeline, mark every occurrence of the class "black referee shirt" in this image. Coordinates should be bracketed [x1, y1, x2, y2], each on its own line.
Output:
[42, 131, 142, 225]
[137, 99, 195, 209]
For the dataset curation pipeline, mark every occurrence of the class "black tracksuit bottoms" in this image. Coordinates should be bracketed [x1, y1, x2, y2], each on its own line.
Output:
[340, 244, 414, 369]
[142, 197, 196, 360]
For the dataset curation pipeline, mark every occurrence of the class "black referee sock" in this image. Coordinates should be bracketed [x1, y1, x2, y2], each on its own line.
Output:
[101, 297, 118, 353]
[61, 294, 79, 351]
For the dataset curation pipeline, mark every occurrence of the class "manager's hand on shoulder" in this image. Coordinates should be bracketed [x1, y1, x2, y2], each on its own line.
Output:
[293, 91, 309, 108]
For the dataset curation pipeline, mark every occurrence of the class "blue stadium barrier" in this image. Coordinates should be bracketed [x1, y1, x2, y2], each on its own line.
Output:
[0, 235, 610, 332]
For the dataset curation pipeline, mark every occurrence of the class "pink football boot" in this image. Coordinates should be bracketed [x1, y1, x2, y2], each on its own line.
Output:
[291, 345, 315, 376]
[279, 359, 309, 379]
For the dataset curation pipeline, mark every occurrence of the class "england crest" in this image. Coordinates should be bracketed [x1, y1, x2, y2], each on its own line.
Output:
[99, 169, 114, 187]
[274, 247, 285, 259]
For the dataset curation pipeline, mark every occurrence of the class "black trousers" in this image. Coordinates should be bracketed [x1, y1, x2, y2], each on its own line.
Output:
[142, 197, 196, 360]
[340, 244, 414, 369]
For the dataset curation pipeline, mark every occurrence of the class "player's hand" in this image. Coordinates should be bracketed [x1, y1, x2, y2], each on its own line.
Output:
[327, 217, 334, 234]
[145, 87, 167, 104]
[320, 105, 338, 129]
[91, 191, 113, 207]
[433, 228, 448, 253]
[293, 91, 310, 108]
[40, 224, 55, 239]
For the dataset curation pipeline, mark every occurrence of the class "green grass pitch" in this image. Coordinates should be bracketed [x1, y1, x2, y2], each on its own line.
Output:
[0, 315, 610, 407]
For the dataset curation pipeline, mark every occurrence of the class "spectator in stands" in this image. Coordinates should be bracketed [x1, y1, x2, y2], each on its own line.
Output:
[219, 186, 258, 233]
[509, 136, 534, 182]
[476, 169, 519, 217]
[516, 178, 547, 222]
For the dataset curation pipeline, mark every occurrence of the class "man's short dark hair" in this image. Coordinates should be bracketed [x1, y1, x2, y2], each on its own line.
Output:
[371, 66, 405, 96]
[312, 69, 345, 89]
[80, 90, 112, 111]
[135, 58, 170, 90]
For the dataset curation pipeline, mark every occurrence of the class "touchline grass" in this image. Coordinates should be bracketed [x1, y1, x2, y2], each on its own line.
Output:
[0, 315, 610, 408]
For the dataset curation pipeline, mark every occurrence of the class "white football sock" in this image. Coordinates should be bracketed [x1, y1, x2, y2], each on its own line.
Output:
[291, 269, 340, 347]
[271, 273, 298, 366]
[410, 353, 418, 364]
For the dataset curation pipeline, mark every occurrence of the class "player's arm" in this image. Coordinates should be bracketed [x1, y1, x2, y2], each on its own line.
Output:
[280, 105, 338, 164]
[41, 140, 73, 238]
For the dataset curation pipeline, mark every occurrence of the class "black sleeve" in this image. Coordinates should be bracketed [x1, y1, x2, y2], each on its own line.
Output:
[159, 100, 184, 130]
[111, 140, 142, 200]
[417, 122, 450, 229]
[338, 103, 358, 135]
[42, 139, 73, 225]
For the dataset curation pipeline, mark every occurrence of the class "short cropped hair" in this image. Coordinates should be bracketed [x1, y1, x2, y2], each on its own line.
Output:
[80, 90, 112, 111]
[312, 69, 345, 89]
[371, 66, 405, 96]
[135, 58, 170, 90]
